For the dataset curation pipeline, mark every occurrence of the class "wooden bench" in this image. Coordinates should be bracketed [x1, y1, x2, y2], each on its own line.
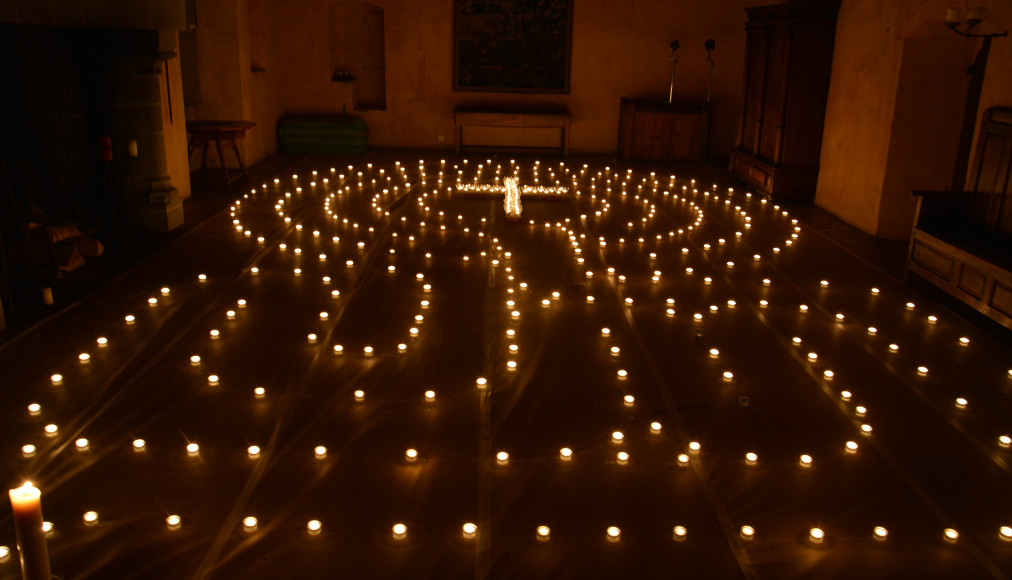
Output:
[454, 107, 571, 156]
[907, 107, 1012, 329]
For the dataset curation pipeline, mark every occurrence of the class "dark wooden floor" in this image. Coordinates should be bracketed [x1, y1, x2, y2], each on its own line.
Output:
[0, 151, 1010, 579]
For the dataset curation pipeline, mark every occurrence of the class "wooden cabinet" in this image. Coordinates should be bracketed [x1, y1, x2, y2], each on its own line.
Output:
[730, 2, 839, 199]
[618, 99, 710, 162]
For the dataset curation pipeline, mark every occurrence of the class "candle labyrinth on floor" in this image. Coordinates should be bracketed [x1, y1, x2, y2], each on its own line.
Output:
[2, 157, 1012, 578]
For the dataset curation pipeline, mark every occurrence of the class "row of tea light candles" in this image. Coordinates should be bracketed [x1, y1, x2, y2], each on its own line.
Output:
[9, 479, 1012, 555]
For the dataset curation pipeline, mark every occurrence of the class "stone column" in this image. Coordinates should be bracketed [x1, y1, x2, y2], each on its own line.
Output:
[85, 30, 183, 233]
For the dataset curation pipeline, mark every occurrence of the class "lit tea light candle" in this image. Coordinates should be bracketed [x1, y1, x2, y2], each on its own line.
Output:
[799, 305, 808, 312]
[243, 516, 258, 532]
[148, 298, 158, 306]
[27, 403, 41, 415]
[689, 441, 701, 453]
[820, 280, 829, 288]
[44, 424, 58, 437]
[96, 337, 108, 347]
[809, 527, 824, 544]
[496, 451, 509, 465]
[617, 370, 628, 380]
[363, 346, 373, 356]
[740, 525, 755, 540]
[612, 431, 624, 443]
[307, 520, 322, 536]
[673, 525, 688, 541]
[186, 443, 199, 456]
[999, 435, 1011, 448]
[677, 453, 690, 467]
[606, 526, 621, 542]
[133, 439, 146, 451]
[405, 448, 418, 461]
[868, 327, 877, 335]
[917, 366, 928, 376]
[722, 371, 734, 382]
[333, 345, 344, 355]
[207, 374, 219, 386]
[353, 389, 365, 402]
[21, 444, 35, 458]
[928, 315, 938, 324]
[75, 438, 89, 451]
[314, 446, 327, 459]
[125, 314, 135, 324]
[536, 525, 551, 541]
[823, 370, 834, 380]
[226, 310, 236, 320]
[955, 397, 968, 409]
[616, 451, 629, 464]
[50, 373, 63, 385]
[888, 344, 899, 353]
[855, 406, 867, 417]
[210, 329, 220, 339]
[247, 445, 260, 458]
[873, 526, 888, 541]
[860, 424, 873, 435]
[845, 441, 859, 453]
[476, 377, 488, 389]
[943, 528, 959, 543]
[649, 421, 662, 434]
[745, 452, 758, 465]
[709, 348, 720, 358]
[560, 447, 573, 461]
[198, 274, 207, 282]
[1000, 526, 1012, 542]
[959, 337, 970, 346]
[392, 523, 408, 539]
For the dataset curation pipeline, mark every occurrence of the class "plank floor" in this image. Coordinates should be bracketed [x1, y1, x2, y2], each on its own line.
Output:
[1, 152, 1010, 579]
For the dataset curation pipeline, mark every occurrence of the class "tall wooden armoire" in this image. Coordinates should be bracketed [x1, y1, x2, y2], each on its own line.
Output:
[729, 3, 839, 200]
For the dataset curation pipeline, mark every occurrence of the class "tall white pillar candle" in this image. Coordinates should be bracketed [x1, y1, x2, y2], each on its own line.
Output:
[9, 483, 51, 580]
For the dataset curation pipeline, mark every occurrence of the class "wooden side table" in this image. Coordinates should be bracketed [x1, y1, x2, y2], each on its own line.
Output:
[618, 99, 710, 162]
[186, 120, 257, 186]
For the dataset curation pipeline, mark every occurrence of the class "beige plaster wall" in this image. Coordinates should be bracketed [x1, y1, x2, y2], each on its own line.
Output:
[817, 0, 1011, 239]
[269, 0, 766, 158]
[969, 2, 1012, 175]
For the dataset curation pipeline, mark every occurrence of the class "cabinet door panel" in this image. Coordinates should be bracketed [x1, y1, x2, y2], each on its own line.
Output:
[759, 27, 790, 162]
[742, 27, 768, 154]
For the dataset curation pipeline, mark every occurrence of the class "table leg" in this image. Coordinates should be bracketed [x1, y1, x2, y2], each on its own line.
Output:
[232, 140, 247, 183]
[214, 137, 230, 185]
[200, 138, 209, 173]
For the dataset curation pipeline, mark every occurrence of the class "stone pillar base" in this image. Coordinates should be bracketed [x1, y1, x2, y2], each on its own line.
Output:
[129, 198, 184, 233]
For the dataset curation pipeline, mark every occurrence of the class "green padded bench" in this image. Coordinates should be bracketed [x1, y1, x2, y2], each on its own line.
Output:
[278, 116, 369, 153]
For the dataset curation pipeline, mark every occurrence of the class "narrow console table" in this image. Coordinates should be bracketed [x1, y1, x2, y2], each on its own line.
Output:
[454, 107, 571, 156]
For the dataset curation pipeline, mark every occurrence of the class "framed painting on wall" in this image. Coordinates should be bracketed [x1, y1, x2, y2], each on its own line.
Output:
[453, 0, 573, 93]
